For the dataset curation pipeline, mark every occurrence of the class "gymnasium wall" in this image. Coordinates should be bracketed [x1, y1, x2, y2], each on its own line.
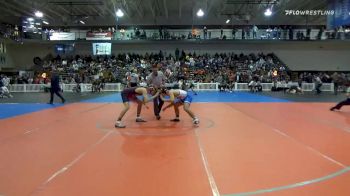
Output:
[274, 50, 350, 71]
[0, 41, 15, 72]
[327, 0, 350, 28]
[3, 40, 350, 71]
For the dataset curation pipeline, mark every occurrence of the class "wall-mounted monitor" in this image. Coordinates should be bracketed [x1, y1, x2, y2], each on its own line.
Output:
[54, 44, 75, 54]
[92, 43, 111, 55]
[22, 17, 42, 39]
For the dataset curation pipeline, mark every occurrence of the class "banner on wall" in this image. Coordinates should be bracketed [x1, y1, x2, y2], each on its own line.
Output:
[54, 44, 75, 54]
[0, 42, 6, 54]
[86, 32, 112, 40]
[0, 55, 6, 66]
[50, 32, 76, 40]
[18, 71, 34, 78]
[0, 41, 6, 67]
[328, 0, 350, 28]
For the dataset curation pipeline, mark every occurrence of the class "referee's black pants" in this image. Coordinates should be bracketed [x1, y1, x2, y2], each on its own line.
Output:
[153, 96, 164, 117]
[333, 98, 350, 110]
[49, 88, 65, 103]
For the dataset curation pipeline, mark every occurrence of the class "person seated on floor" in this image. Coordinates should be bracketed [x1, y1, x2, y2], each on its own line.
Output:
[217, 75, 227, 92]
[285, 85, 303, 94]
[0, 77, 13, 98]
[92, 79, 102, 93]
[255, 81, 263, 92]
[248, 79, 262, 92]
[248, 80, 256, 92]
[219, 80, 228, 92]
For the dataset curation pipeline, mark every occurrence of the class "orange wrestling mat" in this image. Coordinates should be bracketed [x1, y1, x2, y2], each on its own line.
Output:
[0, 102, 350, 196]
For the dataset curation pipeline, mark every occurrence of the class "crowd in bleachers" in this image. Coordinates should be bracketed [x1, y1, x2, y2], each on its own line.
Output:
[1, 21, 349, 42]
[298, 72, 349, 84]
[1, 50, 349, 96]
[5, 51, 288, 86]
[42, 25, 350, 41]
[0, 23, 20, 42]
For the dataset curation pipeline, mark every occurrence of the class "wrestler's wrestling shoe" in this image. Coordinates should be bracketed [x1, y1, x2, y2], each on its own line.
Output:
[136, 117, 147, 122]
[115, 121, 126, 128]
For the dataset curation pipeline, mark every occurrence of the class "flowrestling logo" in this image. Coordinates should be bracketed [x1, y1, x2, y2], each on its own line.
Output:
[285, 10, 335, 16]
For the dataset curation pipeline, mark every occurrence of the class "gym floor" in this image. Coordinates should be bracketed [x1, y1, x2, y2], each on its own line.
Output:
[0, 91, 349, 196]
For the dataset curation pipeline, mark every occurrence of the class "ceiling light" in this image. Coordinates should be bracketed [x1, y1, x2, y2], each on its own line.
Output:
[226, 19, 230, 24]
[27, 17, 34, 21]
[116, 9, 124, 17]
[264, 8, 272, 16]
[43, 21, 49, 25]
[35, 11, 44, 18]
[196, 9, 204, 17]
[79, 20, 85, 24]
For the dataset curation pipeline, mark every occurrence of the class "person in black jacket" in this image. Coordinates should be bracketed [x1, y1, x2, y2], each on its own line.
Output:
[330, 85, 350, 111]
[48, 71, 65, 104]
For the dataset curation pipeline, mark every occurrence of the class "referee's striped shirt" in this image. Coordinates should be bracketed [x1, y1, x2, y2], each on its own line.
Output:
[147, 71, 166, 88]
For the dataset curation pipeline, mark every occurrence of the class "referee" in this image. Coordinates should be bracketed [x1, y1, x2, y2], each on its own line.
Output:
[330, 84, 350, 111]
[147, 65, 166, 120]
[48, 70, 66, 104]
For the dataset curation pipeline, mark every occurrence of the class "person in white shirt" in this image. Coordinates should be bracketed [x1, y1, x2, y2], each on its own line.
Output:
[2, 76, 10, 87]
[129, 70, 139, 87]
[0, 75, 13, 98]
[115, 87, 160, 128]
[253, 25, 258, 39]
[160, 88, 199, 124]
[314, 75, 323, 94]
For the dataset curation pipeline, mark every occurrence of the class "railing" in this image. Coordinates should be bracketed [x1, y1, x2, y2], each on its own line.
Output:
[42, 28, 350, 41]
[196, 83, 218, 91]
[7, 82, 335, 92]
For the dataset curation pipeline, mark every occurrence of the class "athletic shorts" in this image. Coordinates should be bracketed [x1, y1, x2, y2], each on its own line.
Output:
[175, 95, 193, 104]
[121, 92, 136, 103]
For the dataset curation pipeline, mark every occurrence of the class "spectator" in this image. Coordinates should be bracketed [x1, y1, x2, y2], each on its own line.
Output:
[288, 26, 293, 40]
[203, 26, 208, 39]
[252, 25, 258, 39]
[232, 27, 236, 39]
[0, 75, 13, 98]
[220, 28, 224, 39]
[331, 72, 340, 95]
[314, 74, 323, 94]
